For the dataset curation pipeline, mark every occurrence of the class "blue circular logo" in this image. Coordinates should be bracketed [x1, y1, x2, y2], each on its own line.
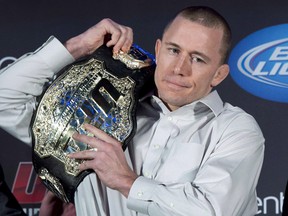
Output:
[228, 24, 288, 103]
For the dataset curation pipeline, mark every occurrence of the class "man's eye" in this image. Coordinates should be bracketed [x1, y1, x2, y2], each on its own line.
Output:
[168, 48, 179, 55]
[191, 56, 204, 63]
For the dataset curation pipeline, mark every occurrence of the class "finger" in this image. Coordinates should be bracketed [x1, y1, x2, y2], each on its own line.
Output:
[105, 28, 122, 48]
[83, 124, 121, 146]
[109, 27, 133, 53]
[72, 132, 100, 149]
[81, 18, 122, 55]
[68, 148, 97, 159]
[120, 27, 133, 51]
[101, 19, 133, 52]
[72, 130, 112, 152]
[79, 160, 91, 171]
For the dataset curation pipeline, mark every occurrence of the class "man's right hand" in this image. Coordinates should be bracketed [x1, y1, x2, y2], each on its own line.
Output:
[65, 18, 133, 60]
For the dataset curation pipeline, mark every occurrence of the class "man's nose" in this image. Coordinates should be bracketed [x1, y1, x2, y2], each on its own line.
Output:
[173, 55, 190, 76]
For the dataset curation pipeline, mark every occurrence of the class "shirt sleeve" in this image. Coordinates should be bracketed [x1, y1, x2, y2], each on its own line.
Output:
[127, 113, 265, 216]
[0, 36, 74, 145]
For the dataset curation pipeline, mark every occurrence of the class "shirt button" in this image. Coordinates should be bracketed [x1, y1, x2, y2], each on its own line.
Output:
[154, 144, 160, 149]
[137, 191, 143, 197]
[144, 172, 152, 178]
[167, 116, 173, 121]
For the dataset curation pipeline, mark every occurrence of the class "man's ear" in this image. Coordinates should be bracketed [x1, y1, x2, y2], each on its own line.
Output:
[154, 39, 162, 63]
[211, 64, 230, 87]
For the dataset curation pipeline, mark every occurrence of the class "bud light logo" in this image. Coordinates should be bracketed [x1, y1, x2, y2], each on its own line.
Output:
[228, 24, 288, 103]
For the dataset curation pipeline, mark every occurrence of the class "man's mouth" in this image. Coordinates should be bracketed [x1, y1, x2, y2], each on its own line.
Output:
[164, 77, 190, 89]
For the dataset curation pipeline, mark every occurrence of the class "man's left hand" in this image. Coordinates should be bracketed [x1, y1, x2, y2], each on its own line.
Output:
[69, 124, 138, 197]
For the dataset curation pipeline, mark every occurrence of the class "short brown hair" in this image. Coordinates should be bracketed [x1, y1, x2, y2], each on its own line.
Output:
[164, 6, 232, 64]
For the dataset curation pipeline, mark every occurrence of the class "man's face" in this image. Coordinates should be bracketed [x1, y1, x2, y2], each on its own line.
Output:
[154, 16, 229, 111]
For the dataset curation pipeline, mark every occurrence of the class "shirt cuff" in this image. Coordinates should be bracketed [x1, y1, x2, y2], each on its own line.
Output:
[127, 176, 160, 214]
[34, 36, 75, 74]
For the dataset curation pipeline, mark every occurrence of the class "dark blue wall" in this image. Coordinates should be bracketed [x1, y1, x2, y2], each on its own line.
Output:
[0, 0, 287, 215]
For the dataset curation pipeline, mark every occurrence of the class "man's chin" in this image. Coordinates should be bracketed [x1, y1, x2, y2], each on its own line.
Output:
[158, 95, 187, 111]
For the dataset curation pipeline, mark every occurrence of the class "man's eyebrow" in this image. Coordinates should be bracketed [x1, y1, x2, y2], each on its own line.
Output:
[164, 41, 180, 48]
[164, 41, 211, 62]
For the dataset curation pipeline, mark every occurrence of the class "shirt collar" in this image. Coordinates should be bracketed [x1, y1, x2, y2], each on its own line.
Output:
[197, 90, 224, 117]
[140, 90, 224, 117]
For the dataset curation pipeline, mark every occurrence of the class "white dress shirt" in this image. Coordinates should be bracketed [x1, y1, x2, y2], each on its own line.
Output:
[0, 37, 265, 216]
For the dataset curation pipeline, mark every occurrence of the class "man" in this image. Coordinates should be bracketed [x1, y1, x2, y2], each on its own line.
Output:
[0, 6, 264, 215]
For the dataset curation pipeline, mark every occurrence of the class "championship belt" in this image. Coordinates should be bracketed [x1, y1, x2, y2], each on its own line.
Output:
[31, 44, 155, 203]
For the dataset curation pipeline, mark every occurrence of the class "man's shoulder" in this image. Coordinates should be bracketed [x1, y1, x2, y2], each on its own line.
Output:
[219, 102, 263, 133]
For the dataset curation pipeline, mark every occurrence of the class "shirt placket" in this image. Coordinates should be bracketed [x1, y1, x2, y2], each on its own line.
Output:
[141, 115, 175, 179]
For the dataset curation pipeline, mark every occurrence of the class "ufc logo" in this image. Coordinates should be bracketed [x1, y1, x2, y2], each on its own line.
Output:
[12, 162, 46, 204]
